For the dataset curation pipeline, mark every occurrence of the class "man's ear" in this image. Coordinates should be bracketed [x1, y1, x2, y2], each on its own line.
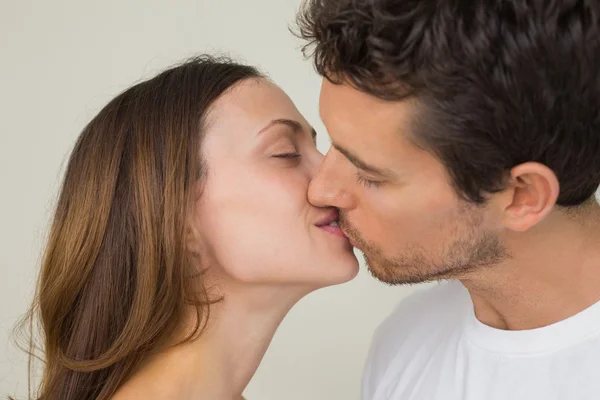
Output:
[498, 162, 560, 232]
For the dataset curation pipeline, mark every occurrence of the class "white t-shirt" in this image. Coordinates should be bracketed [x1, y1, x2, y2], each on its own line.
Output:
[362, 281, 600, 400]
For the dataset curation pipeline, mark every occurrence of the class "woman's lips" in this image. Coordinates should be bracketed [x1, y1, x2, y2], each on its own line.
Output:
[318, 224, 347, 238]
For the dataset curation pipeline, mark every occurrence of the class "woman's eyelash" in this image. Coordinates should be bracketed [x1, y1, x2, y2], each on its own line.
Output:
[273, 152, 301, 159]
[355, 172, 381, 188]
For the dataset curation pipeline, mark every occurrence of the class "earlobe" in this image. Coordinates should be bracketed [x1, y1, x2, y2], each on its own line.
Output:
[503, 162, 560, 232]
[185, 232, 197, 255]
[185, 221, 202, 256]
[186, 190, 206, 256]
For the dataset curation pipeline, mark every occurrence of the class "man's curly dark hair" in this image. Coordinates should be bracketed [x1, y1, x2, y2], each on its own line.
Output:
[295, 0, 600, 206]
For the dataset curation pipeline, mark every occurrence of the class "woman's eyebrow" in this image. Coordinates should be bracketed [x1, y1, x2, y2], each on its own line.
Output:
[257, 118, 316, 141]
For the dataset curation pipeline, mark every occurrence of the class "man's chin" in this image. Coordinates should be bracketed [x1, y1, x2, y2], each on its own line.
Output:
[363, 253, 434, 286]
[364, 253, 479, 286]
[362, 254, 398, 284]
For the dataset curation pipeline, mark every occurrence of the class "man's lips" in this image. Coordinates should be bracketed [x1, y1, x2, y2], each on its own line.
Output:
[340, 227, 359, 247]
[347, 236, 359, 248]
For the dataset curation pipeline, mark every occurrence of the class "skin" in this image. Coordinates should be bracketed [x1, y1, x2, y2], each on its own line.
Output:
[310, 78, 600, 331]
[112, 78, 359, 400]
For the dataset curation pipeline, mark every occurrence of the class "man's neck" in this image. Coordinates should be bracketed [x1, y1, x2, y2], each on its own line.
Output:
[461, 201, 600, 331]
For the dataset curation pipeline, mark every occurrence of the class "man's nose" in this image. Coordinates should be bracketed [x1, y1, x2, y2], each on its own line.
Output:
[308, 149, 354, 209]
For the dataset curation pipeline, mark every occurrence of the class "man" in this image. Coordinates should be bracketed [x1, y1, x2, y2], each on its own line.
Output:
[295, 1, 600, 399]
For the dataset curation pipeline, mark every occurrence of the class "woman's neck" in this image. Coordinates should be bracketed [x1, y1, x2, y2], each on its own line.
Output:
[114, 284, 308, 400]
[191, 285, 305, 398]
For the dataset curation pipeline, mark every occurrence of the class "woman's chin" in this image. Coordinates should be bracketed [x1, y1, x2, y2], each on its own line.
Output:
[312, 256, 360, 288]
[336, 258, 361, 283]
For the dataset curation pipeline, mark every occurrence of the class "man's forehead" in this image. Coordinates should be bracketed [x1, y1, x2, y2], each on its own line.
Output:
[319, 82, 429, 174]
[320, 80, 416, 133]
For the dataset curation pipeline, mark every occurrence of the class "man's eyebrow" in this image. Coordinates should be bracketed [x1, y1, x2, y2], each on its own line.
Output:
[257, 118, 317, 141]
[332, 143, 391, 177]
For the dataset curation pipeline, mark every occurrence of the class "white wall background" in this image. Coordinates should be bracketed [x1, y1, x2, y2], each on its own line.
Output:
[0, 1, 417, 399]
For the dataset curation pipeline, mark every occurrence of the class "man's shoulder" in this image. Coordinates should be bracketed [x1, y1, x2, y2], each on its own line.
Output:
[362, 281, 470, 398]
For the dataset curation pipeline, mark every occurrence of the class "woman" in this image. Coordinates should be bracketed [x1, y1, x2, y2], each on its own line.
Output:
[18, 55, 359, 399]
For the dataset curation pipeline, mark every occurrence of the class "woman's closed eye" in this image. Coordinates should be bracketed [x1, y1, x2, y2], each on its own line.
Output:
[273, 152, 301, 159]
[273, 151, 302, 167]
[271, 139, 301, 159]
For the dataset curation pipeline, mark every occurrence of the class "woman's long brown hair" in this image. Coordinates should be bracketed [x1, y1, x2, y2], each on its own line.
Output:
[12, 55, 261, 400]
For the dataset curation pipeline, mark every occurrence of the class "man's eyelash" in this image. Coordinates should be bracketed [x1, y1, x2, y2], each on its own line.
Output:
[355, 173, 382, 188]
